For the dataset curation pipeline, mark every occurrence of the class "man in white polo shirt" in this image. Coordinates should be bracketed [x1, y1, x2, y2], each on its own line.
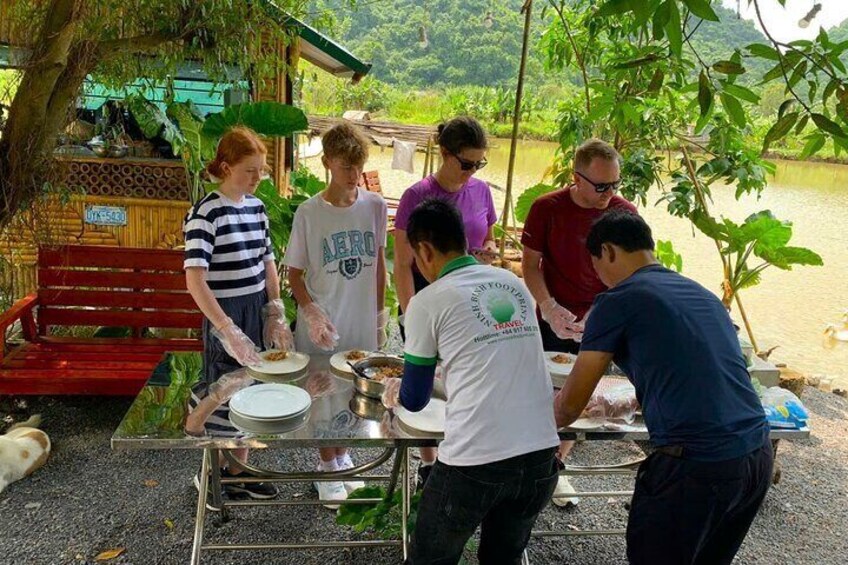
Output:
[381, 199, 560, 564]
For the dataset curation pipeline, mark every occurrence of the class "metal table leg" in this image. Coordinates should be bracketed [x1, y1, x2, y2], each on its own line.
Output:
[208, 449, 229, 522]
[385, 447, 404, 499]
[190, 449, 210, 565]
[401, 447, 410, 562]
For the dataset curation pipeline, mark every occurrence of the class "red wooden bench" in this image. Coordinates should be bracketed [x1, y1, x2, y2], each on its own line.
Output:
[0, 245, 203, 396]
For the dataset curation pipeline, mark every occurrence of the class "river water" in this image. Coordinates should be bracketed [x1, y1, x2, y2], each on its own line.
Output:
[304, 138, 848, 389]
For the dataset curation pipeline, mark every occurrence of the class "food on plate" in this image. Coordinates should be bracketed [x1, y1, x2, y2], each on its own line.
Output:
[345, 350, 367, 362]
[367, 365, 403, 382]
[264, 351, 289, 362]
[551, 353, 574, 364]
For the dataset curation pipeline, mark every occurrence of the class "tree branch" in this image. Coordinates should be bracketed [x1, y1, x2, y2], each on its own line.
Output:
[752, 0, 812, 115]
[96, 31, 184, 62]
[549, 0, 591, 115]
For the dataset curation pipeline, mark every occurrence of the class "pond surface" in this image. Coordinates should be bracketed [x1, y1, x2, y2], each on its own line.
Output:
[304, 138, 848, 389]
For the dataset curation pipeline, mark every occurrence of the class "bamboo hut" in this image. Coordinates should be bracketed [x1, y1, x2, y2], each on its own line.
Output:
[0, 7, 371, 299]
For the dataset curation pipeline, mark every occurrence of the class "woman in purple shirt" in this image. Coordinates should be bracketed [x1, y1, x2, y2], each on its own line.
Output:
[394, 116, 497, 486]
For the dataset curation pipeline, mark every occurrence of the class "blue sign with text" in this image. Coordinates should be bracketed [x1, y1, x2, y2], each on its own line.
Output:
[84, 205, 127, 226]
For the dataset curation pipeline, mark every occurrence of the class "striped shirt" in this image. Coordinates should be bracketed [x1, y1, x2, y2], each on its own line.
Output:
[183, 191, 274, 299]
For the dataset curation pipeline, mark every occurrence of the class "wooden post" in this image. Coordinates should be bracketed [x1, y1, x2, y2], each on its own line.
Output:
[499, 0, 533, 261]
[423, 136, 432, 179]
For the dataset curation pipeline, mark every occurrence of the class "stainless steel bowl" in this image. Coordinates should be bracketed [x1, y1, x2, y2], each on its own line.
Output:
[352, 355, 403, 400]
[349, 392, 386, 421]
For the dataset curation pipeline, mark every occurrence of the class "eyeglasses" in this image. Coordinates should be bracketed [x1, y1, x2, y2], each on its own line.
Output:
[575, 170, 621, 193]
[451, 153, 488, 171]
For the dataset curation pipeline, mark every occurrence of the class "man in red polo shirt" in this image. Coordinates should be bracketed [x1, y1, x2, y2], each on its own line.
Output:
[521, 139, 637, 507]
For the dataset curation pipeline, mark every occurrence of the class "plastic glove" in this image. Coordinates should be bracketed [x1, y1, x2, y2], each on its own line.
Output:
[208, 368, 255, 404]
[210, 320, 262, 366]
[304, 370, 336, 399]
[262, 299, 294, 352]
[565, 308, 593, 343]
[302, 303, 339, 351]
[185, 368, 255, 435]
[377, 308, 389, 350]
[381, 376, 402, 409]
[539, 297, 580, 340]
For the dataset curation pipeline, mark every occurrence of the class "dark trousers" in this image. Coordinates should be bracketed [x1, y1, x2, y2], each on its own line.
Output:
[409, 447, 558, 565]
[538, 316, 580, 354]
[627, 441, 774, 565]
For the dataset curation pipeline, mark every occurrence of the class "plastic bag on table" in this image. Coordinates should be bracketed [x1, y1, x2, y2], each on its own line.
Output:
[583, 380, 640, 424]
[761, 387, 809, 429]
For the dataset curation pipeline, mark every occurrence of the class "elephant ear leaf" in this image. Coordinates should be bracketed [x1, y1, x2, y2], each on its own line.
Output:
[202, 102, 308, 138]
[126, 94, 184, 154]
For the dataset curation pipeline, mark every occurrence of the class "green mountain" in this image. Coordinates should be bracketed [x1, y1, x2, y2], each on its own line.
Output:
[309, 1, 768, 87]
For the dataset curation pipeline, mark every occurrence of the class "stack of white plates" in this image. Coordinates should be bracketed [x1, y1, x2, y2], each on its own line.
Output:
[228, 383, 312, 434]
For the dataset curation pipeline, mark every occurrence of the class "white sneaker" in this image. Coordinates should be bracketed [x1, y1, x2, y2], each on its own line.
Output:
[314, 479, 348, 510]
[552, 475, 579, 508]
[338, 458, 366, 494]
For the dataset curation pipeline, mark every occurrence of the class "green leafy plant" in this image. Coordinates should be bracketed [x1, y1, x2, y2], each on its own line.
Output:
[691, 209, 823, 307]
[655, 240, 683, 272]
[336, 486, 421, 539]
[527, 0, 828, 351]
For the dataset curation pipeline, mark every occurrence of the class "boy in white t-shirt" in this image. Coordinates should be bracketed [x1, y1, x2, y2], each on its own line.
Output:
[284, 123, 388, 508]
[381, 199, 559, 564]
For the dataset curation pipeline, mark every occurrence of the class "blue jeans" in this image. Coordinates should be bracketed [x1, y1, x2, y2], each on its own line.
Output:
[409, 447, 558, 565]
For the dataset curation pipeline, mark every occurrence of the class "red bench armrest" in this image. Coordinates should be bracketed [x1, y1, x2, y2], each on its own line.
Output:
[0, 293, 39, 346]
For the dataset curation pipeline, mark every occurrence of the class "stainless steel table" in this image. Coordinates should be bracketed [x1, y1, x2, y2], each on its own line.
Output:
[112, 353, 440, 564]
[112, 353, 811, 564]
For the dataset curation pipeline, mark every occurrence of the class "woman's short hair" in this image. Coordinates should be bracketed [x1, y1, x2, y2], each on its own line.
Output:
[436, 116, 488, 155]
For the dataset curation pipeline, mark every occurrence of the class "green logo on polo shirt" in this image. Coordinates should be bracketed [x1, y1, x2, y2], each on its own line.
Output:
[487, 293, 516, 324]
[470, 282, 530, 333]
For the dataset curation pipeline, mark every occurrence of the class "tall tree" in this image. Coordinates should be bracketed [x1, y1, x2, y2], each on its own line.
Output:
[0, 0, 306, 228]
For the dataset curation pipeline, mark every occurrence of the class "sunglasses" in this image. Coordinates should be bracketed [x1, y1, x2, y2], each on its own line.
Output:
[451, 153, 488, 171]
[575, 170, 621, 193]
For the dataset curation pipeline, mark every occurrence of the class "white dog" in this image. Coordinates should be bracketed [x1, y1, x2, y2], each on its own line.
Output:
[0, 415, 51, 494]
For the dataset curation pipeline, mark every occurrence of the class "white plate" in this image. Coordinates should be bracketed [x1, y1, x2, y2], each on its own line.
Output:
[395, 398, 446, 434]
[545, 351, 576, 377]
[330, 350, 372, 375]
[564, 418, 606, 430]
[250, 351, 310, 375]
[229, 383, 312, 421]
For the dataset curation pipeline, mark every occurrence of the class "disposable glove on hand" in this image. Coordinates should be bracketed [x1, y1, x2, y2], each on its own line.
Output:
[211, 320, 262, 366]
[381, 377, 402, 410]
[208, 368, 255, 404]
[539, 297, 581, 340]
[262, 299, 294, 351]
[302, 303, 339, 351]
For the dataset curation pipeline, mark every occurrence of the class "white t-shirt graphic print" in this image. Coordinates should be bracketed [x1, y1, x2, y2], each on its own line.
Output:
[284, 189, 387, 354]
[404, 259, 559, 466]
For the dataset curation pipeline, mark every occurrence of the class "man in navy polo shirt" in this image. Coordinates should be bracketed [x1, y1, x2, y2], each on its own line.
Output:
[554, 210, 772, 565]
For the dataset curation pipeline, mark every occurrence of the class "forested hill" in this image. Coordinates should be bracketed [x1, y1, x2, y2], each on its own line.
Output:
[310, 1, 770, 87]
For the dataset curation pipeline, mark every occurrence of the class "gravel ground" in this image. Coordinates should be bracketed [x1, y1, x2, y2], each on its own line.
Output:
[0, 386, 845, 565]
